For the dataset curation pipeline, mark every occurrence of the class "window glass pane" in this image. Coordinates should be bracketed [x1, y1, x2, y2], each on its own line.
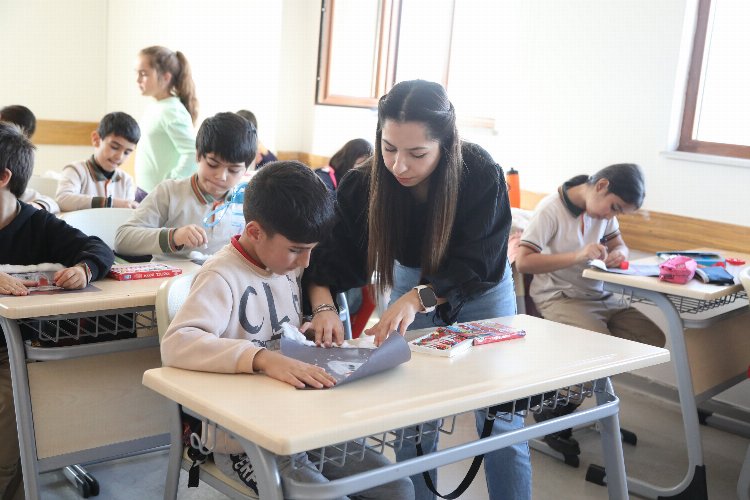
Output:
[694, 0, 750, 146]
[395, 0, 454, 85]
[327, 0, 382, 97]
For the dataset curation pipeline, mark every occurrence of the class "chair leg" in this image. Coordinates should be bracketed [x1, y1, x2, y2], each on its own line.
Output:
[164, 403, 183, 500]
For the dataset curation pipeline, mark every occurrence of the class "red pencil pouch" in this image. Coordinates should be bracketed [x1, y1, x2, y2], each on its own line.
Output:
[659, 256, 697, 284]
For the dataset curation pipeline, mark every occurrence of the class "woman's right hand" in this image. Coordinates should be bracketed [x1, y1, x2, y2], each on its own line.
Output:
[308, 310, 345, 347]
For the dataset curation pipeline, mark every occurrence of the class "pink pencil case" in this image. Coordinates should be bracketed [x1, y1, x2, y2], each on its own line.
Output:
[659, 256, 697, 284]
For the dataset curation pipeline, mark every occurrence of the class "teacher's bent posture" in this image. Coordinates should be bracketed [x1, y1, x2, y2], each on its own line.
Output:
[304, 79, 530, 500]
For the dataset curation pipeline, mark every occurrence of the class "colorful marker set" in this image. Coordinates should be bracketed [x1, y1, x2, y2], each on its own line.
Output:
[409, 320, 526, 357]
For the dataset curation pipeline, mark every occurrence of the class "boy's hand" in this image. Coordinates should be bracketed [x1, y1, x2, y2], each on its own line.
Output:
[365, 291, 420, 346]
[174, 224, 208, 249]
[113, 198, 139, 209]
[577, 243, 607, 263]
[0, 272, 35, 296]
[252, 349, 336, 389]
[54, 266, 87, 290]
[604, 249, 627, 268]
[308, 311, 344, 347]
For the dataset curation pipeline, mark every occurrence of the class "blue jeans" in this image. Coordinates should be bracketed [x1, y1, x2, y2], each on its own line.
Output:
[391, 261, 531, 500]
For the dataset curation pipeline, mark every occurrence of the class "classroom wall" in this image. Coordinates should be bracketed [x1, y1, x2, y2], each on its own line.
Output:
[285, 0, 750, 228]
[1, 0, 284, 177]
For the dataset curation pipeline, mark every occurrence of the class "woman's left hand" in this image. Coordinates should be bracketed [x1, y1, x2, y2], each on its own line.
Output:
[364, 290, 422, 346]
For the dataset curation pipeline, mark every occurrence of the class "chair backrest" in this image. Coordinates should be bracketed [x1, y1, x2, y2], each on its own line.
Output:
[156, 273, 196, 342]
[60, 208, 134, 249]
[26, 175, 59, 197]
[740, 267, 750, 294]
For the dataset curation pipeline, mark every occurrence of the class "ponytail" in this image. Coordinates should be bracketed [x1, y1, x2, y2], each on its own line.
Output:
[140, 46, 199, 124]
[173, 51, 199, 124]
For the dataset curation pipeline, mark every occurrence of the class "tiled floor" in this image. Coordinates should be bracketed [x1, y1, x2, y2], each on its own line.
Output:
[35, 375, 749, 499]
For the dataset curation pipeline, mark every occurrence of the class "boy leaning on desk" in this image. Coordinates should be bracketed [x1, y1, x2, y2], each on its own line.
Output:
[0, 122, 115, 500]
[160, 162, 414, 499]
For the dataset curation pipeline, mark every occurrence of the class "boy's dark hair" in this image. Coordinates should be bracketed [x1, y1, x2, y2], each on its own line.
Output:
[236, 109, 258, 130]
[0, 105, 36, 138]
[0, 122, 36, 197]
[243, 161, 334, 243]
[197, 112, 257, 167]
[97, 112, 141, 144]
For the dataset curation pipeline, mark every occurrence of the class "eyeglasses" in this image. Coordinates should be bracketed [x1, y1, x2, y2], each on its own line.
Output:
[202, 182, 247, 228]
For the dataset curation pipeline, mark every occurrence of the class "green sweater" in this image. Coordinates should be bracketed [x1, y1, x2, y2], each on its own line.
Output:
[135, 96, 197, 192]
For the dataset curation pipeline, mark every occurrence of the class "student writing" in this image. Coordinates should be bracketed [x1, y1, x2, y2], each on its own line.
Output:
[56, 112, 140, 211]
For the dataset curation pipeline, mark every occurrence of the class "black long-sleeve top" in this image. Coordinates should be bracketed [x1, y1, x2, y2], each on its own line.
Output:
[1, 202, 115, 346]
[305, 142, 511, 324]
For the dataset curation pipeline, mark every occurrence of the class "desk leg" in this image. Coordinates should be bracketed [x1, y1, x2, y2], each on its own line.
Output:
[611, 288, 708, 499]
[1, 318, 40, 500]
[163, 403, 183, 500]
[596, 379, 628, 499]
[236, 436, 283, 500]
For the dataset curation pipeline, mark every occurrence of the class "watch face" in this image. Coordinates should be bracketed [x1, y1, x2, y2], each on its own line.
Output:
[419, 287, 438, 308]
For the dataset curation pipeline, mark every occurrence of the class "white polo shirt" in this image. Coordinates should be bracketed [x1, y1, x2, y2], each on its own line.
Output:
[519, 184, 620, 303]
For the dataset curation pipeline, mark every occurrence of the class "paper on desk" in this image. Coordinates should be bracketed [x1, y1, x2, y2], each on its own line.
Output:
[280, 333, 411, 388]
[588, 259, 660, 277]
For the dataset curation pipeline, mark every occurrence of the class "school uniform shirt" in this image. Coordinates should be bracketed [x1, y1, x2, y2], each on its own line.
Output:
[114, 174, 237, 260]
[0, 201, 115, 346]
[56, 157, 136, 211]
[19, 187, 60, 214]
[305, 141, 512, 324]
[135, 96, 197, 192]
[519, 182, 620, 303]
[161, 236, 304, 374]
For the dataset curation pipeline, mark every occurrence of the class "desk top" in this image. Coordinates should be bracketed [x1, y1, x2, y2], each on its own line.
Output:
[583, 248, 750, 301]
[0, 261, 199, 319]
[143, 314, 669, 455]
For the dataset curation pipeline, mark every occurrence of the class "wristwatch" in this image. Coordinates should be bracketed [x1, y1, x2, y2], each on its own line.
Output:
[413, 285, 438, 313]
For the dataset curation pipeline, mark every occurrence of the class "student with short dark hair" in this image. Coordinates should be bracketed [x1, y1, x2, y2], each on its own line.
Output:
[115, 112, 256, 260]
[236, 109, 277, 169]
[0, 122, 114, 498]
[56, 112, 141, 211]
[0, 104, 59, 213]
[161, 161, 413, 498]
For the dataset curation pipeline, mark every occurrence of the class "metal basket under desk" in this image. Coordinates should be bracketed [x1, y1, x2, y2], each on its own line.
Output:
[18, 307, 158, 360]
[627, 288, 748, 315]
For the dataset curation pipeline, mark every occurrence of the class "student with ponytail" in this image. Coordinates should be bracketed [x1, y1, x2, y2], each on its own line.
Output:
[134, 46, 199, 196]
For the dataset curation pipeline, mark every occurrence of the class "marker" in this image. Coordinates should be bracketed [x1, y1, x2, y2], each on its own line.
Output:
[599, 236, 629, 269]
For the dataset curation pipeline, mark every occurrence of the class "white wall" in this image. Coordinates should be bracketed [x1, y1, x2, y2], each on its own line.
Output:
[288, 0, 750, 227]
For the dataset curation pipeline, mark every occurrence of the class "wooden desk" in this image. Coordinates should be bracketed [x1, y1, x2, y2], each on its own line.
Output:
[583, 249, 750, 499]
[0, 261, 199, 500]
[143, 314, 669, 500]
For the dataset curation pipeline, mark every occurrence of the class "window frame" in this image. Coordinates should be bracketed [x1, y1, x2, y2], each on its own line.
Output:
[678, 0, 750, 159]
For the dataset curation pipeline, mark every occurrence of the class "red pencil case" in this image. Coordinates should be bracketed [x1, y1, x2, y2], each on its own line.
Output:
[659, 256, 697, 284]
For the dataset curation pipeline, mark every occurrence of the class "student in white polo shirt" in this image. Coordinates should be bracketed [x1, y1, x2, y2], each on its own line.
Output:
[515, 163, 665, 456]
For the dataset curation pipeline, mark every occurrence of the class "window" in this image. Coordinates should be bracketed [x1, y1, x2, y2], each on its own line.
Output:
[679, 0, 750, 159]
[318, 0, 456, 108]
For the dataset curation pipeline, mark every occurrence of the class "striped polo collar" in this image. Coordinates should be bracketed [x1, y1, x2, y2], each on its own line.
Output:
[189, 174, 232, 205]
[85, 156, 122, 182]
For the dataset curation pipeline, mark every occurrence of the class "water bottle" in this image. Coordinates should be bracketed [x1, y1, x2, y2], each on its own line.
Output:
[506, 167, 520, 208]
[228, 182, 247, 235]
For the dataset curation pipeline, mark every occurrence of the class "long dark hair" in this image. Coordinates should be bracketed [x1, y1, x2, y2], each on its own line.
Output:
[367, 80, 462, 293]
[329, 138, 373, 181]
[140, 46, 199, 124]
[567, 163, 646, 208]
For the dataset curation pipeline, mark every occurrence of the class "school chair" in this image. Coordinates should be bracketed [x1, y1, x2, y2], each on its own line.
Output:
[350, 286, 376, 338]
[156, 272, 259, 499]
[155, 276, 353, 499]
[59, 207, 135, 250]
[26, 175, 59, 198]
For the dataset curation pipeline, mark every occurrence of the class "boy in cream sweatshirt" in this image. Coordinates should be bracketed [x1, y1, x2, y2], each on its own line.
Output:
[160, 161, 413, 499]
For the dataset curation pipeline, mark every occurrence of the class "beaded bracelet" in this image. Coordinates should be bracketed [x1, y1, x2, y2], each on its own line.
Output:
[312, 303, 338, 317]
